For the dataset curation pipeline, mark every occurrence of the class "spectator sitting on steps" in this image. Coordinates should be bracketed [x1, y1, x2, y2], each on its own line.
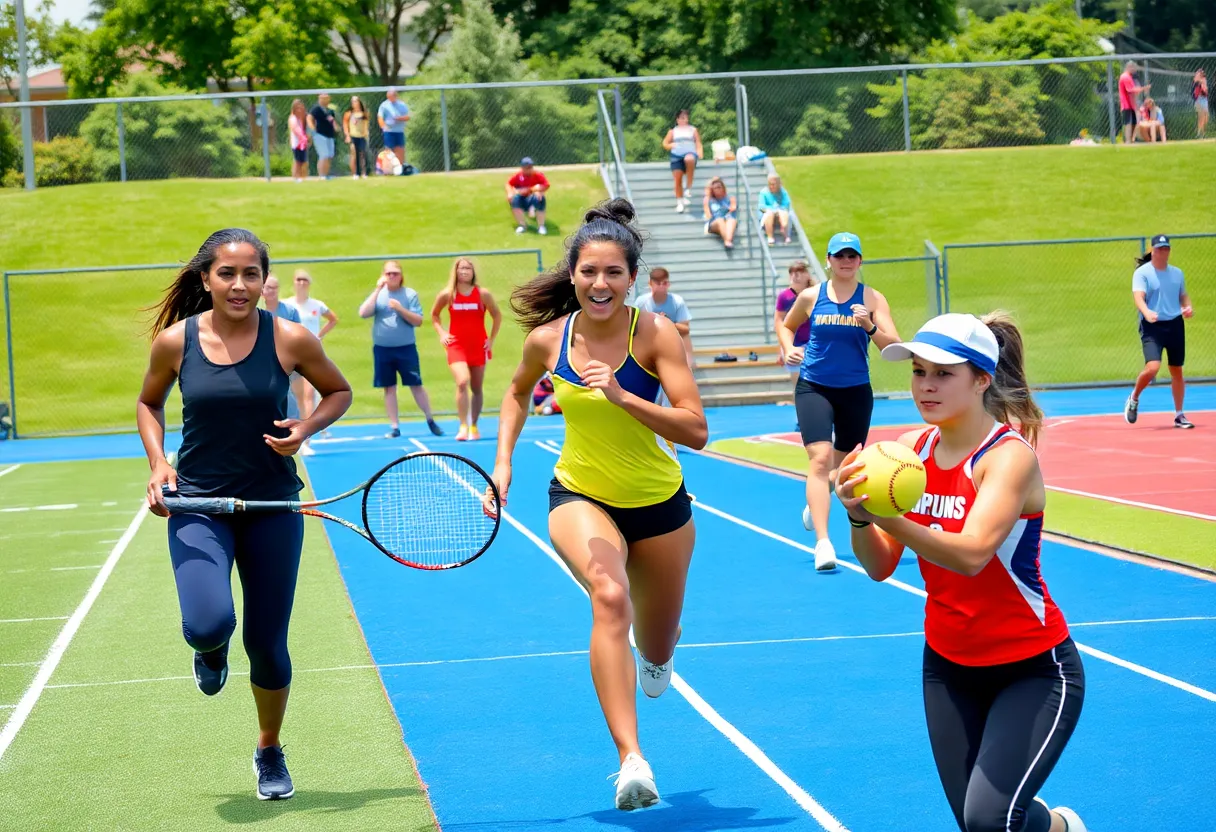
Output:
[759, 173, 792, 246]
[633, 267, 694, 370]
[703, 177, 738, 250]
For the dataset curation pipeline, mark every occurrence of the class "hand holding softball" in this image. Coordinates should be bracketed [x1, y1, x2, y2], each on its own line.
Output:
[833, 446, 881, 524]
[835, 441, 928, 520]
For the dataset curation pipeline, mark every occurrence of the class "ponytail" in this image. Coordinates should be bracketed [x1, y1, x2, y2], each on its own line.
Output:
[147, 228, 270, 336]
[509, 198, 644, 332]
[1134, 250, 1152, 267]
[979, 310, 1043, 447]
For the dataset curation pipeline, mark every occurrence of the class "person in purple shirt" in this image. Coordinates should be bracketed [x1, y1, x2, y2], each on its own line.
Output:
[774, 260, 814, 382]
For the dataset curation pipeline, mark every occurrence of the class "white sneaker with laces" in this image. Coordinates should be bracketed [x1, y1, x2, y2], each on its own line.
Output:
[814, 538, 837, 571]
[637, 652, 672, 699]
[1034, 797, 1087, 831]
[612, 752, 659, 811]
[802, 504, 814, 531]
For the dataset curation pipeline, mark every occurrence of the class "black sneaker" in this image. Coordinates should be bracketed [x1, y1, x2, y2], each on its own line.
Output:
[253, 745, 295, 800]
[1175, 414, 1195, 429]
[193, 648, 228, 696]
[427, 418, 444, 436]
[1124, 396, 1139, 424]
[385, 426, 401, 439]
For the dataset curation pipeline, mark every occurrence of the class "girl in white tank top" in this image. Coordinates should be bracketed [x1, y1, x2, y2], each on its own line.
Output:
[662, 109, 702, 213]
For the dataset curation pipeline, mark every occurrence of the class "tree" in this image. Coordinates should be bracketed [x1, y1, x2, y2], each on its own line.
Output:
[226, 0, 355, 90]
[336, 0, 461, 84]
[1, 0, 58, 96]
[406, 0, 594, 170]
[78, 73, 244, 180]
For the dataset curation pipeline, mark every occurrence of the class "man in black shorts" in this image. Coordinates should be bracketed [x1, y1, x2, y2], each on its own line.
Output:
[1125, 235, 1195, 429]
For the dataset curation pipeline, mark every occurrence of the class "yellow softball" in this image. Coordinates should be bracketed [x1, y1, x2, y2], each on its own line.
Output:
[853, 441, 927, 517]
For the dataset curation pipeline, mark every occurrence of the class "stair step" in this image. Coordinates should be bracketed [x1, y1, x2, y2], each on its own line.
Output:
[694, 360, 790, 379]
[700, 390, 795, 407]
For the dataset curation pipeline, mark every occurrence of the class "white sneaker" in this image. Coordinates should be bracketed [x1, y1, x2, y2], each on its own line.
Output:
[802, 504, 814, 531]
[299, 442, 316, 456]
[515, 225, 525, 234]
[675, 201, 685, 213]
[814, 538, 837, 571]
[1034, 797, 1088, 831]
[612, 752, 659, 811]
[538, 225, 548, 235]
[637, 652, 672, 699]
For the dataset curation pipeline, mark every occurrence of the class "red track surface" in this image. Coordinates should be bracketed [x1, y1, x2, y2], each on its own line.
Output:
[765, 411, 1216, 520]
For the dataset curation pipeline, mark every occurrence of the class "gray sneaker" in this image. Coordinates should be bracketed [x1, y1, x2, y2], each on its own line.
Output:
[1124, 395, 1139, 424]
[253, 745, 295, 800]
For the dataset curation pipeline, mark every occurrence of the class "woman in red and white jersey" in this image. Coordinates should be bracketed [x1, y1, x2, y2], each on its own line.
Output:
[834, 311, 1088, 832]
[431, 258, 503, 441]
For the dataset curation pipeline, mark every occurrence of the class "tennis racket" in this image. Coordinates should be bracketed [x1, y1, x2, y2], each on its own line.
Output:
[161, 451, 501, 570]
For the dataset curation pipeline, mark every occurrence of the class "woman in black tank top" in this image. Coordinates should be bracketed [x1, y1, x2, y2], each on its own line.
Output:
[136, 228, 352, 801]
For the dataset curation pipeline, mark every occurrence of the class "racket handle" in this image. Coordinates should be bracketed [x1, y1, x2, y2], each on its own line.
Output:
[161, 496, 236, 514]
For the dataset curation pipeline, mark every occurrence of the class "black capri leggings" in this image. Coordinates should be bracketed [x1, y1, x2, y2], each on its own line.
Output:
[167, 513, 304, 690]
[794, 378, 874, 452]
[923, 638, 1085, 832]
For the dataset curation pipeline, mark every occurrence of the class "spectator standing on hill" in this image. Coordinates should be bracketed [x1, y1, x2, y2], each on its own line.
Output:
[287, 99, 309, 182]
[1194, 69, 1209, 138]
[776, 232, 901, 572]
[703, 177, 738, 250]
[282, 270, 338, 455]
[430, 257, 503, 442]
[759, 173, 792, 246]
[378, 88, 410, 167]
[662, 109, 702, 214]
[506, 157, 550, 235]
[1124, 235, 1195, 430]
[633, 267, 694, 370]
[343, 96, 370, 179]
[308, 93, 339, 180]
[358, 260, 444, 438]
[1118, 61, 1151, 144]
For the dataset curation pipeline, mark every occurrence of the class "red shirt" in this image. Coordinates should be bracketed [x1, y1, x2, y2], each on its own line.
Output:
[1118, 72, 1137, 110]
[908, 424, 1070, 666]
[448, 286, 487, 345]
[508, 170, 549, 191]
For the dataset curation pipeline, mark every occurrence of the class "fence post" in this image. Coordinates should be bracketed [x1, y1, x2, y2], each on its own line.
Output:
[260, 98, 271, 181]
[117, 103, 127, 183]
[596, 90, 605, 167]
[16, 0, 35, 191]
[440, 89, 451, 172]
[535, 250, 544, 273]
[901, 69, 912, 152]
[941, 247, 951, 313]
[734, 77, 743, 151]
[4, 273, 16, 439]
[613, 86, 626, 163]
[1105, 60, 1118, 144]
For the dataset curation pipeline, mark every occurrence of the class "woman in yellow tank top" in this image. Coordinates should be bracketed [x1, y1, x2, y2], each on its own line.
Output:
[491, 199, 707, 813]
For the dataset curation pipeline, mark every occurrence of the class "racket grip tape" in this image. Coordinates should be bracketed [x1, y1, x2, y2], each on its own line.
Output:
[161, 495, 237, 514]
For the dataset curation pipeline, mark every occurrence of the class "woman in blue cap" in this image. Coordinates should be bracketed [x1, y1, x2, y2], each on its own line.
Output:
[776, 232, 901, 571]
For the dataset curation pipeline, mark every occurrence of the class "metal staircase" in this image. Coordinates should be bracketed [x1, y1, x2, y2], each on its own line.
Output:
[595, 89, 825, 405]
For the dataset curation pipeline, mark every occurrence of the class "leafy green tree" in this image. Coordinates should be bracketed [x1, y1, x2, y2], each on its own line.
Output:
[407, 0, 594, 170]
[78, 74, 244, 180]
[1, 0, 57, 96]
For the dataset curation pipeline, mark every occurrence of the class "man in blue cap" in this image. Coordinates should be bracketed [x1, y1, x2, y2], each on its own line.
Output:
[505, 157, 550, 235]
[1125, 234, 1195, 429]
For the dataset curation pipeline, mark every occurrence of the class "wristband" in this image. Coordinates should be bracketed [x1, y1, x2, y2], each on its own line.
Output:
[866, 323, 878, 336]
[849, 516, 872, 528]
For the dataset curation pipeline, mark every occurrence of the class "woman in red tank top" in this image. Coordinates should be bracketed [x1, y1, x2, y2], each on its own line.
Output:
[430, 258, 502, 441]
[833, 312, 1090, 832]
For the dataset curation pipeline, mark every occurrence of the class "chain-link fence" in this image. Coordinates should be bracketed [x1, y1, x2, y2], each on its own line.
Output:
[2, 249, 543, 438]
[942, 233, 1216, 388]
[6, 52, 1215, 189]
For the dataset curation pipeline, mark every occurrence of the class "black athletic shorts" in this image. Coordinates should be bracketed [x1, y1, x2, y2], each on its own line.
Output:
[548, 477, 692, 545]
[1122, 107, 1137, 126]
[1140, 316, 1185, 367]
[794, 378, 874, 452]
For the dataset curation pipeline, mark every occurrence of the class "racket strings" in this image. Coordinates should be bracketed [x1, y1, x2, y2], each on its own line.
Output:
[364, 454, 498, 568]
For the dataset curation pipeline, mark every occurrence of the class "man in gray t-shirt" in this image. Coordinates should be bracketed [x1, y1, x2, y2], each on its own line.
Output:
[358, 260, 443, 437]
[633, 266, 694, 369]
[1124, 234, 1196, 430]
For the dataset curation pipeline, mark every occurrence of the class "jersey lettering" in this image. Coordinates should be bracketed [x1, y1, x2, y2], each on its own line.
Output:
[812, 313, 861, 327]
[910, 493, 968, 520]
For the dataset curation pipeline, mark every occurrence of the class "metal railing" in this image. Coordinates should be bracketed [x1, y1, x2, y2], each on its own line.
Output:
[6, 51, 1213, 189]
[732, 153, 780, 343]
[596, 88, 632, 205]
[2, 248, 544, 438]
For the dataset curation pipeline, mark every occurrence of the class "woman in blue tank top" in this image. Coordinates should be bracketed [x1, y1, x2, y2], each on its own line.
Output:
[136, 229, 352, 802]
[775, 232, 902, 572]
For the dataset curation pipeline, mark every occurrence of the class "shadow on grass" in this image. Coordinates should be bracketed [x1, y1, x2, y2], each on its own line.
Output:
[441, 789, 798, 830]
[213, 786, 431, 826]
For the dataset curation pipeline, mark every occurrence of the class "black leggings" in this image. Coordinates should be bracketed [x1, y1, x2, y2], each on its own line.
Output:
[167, 513, 304, 690]
[923, 638, 1085, 832]
[351, 137, 368, 176]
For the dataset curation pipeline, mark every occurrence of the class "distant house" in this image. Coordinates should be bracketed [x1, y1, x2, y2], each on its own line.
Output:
[0, 66, 69, 142]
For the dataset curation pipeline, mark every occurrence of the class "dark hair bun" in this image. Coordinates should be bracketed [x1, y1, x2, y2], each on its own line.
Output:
[584, 198, 636, 228]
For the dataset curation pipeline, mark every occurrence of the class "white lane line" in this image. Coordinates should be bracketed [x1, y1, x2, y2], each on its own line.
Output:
[491, 438, 850, 831]
[1045, 485, 1216, 522]
[0, 503, 79, 513]
[0, 465, 21, 479]
[685, 480, 1216, 703]
[0, 617, 69, 624]
[0, 502, 152, 760]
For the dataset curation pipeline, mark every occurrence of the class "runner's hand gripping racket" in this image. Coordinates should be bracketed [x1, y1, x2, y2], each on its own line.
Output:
[161, 452, 501, 570]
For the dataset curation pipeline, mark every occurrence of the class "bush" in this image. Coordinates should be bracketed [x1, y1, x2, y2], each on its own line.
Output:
[241, 151, 293, 178]
[1, 136, 99, 187]
[0, 114, 19, 182]
[79, 74, 244, 181]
